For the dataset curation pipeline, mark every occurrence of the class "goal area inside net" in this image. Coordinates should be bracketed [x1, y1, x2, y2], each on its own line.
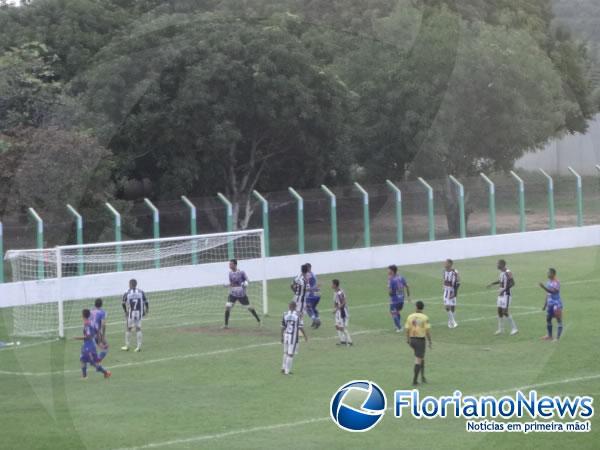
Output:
[3, 229, 267, 337]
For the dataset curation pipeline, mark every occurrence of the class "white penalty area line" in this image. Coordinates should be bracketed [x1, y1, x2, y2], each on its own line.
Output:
[114, 372, 600, 450]
[0, 310, 540, 377]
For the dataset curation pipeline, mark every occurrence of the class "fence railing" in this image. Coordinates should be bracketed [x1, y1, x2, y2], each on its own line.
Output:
[2, 169, 599, 281]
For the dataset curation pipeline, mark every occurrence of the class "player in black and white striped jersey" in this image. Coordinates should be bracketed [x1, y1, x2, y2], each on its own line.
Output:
[280, 301, 307, 375]
[291, 264, 309, 319]
[121, 279, 149, 352]
[443, 259, 460, 329]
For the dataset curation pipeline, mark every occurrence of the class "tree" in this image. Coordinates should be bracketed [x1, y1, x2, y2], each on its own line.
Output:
[81, 14, 352, 228]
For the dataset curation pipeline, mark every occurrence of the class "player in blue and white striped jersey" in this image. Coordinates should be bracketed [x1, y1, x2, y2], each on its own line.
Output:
[280, 301, 306, 375]
[121, 279, 149, 352]
[291, 264, 309, 318]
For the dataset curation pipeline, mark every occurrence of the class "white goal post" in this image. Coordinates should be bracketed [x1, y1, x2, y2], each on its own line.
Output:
[4, 229, 267, 338]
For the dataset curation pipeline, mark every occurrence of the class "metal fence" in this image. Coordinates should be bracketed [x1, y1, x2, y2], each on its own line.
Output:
[2, 167, 599, 282]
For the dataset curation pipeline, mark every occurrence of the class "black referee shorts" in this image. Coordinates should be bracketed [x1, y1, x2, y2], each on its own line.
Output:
[410, 337, 426, 359]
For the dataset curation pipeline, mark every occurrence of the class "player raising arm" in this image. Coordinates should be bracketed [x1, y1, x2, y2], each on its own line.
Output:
[332, 279, 352, 346]
[224, 259, 261, 329]
[121, 279, 149, 352]
[486, 259, 518, 336]
[74, 309, 111, 379]
[539, 268, 563, 342]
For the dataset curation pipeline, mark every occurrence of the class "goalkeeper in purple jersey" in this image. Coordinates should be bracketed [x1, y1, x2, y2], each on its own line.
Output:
[90, 298, 108, 362]
[75, 309, 111, 379]
[224, 259, 261, 329]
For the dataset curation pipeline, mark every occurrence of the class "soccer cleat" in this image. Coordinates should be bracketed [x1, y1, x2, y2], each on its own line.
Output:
[452, 322, 458, 328]
[510, 329, 519, 336]
[121, 346, 129, 351]
[541, 335, 552, 340]
[421, 377, 427, 384]
[412, 381, 419, 387]
[395, 328, 402, 333]
[336, 342, 347, 346]
[222, 325, 229, 330]
[494, 329, 503, 335]
[104, 370, 112, 379]
[81, 375, 88, 380]
[447, 322, 453, 328]
[552, 338, 559, 343]
[347, 342, 354, 347]
[134, 347, 141, 352]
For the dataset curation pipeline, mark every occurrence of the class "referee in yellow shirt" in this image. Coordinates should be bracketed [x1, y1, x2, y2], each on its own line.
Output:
[405, 301, 432, 386]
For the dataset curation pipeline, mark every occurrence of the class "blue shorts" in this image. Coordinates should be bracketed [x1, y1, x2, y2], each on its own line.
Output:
[390, 302, 404, 314]
[306, 296, 320, 307]
[547, 303, 562, 319]
[80, 349, 99, 364]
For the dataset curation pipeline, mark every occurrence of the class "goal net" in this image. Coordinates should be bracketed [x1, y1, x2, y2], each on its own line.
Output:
[4, 229, 267, 337]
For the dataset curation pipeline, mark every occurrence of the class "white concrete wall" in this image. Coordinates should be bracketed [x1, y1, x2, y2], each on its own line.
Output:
[1, 225, 599, 309]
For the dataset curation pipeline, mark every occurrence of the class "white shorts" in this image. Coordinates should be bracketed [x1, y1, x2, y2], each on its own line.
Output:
[335, 311, 349, 328]
[127, 311, 142, 329]
[283, 335, 299, 355]
[443, 297, 457, 307]
[497, 295, 511, 309]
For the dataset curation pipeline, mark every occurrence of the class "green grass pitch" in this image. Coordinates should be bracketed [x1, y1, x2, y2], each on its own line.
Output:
[1, 247, 600, 449]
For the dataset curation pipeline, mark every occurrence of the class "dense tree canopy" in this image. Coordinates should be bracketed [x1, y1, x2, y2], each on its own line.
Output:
[0, 0, 597, 233]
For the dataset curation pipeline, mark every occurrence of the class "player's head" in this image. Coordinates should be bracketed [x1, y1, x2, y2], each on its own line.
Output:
[94, 298, 103, 308]
[129, 279, 137, 289]
[229, 259, 238, 270]
[332, 279, 340, 289]
[388, 264, 398, 276]
[301, 264, 309, 275]
[289, 301, 297, 311]
[445, 259, 453, 270]
[415, 301, 425, 311]
[548, 268, 556, 279]
[82, 308, 91, 320]
[305, 263, 312, 271]
[497, 259, 506, 270]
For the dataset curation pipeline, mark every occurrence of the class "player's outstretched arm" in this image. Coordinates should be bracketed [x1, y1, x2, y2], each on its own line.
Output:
[487, 281, 500, 288]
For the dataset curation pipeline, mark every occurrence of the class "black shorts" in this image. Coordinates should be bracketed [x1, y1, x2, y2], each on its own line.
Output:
[410, 337, 426, 358]
[228, 295, 250, 306]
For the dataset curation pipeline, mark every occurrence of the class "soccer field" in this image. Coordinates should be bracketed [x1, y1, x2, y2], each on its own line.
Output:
[1, 247, 599, 450]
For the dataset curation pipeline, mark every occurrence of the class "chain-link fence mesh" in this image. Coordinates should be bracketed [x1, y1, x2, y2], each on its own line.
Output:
[2, 171, 598, 281]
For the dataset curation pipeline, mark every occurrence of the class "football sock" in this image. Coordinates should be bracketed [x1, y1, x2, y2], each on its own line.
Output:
[136, 331, 142, 348]
[224, 309, 230, 326]
[249, 308, 260, 323]
[546, 320, 553, 337]
[557, 320, 563, 339]
[125, 331, 131, 347]
[282, 354, 287, 370]
[413, 364, 421, 384]
[337, 330, 346, 343]
[285, 356, 293, 374]
[393, 315, 401, 329]
[81, 365, 87, 377]
[508, 315, 517, 330]
[497, 317, 504, 331]
[421, 361, 425, 380]
[95, 364, 107, 374]
[344, 330, 352, 344]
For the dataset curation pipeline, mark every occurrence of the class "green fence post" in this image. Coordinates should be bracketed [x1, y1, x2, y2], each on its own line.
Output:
[480, 173, 496, 235]
[66, 204, 84, 275]
[321, 185, 338, 251]
[0, 222, 3, 283]
[568, 167, 583, 227]
[217, 193, 234, 259]
[28, 207, 44, 279]
[449, 175, 466, 238]
[417, 177, 435, 241]
[181, 195, 198, 264]
[105, 202, 123, 272]
[510, 171, 526, 232]
[385, 180, 403, 244]
[354, 182, 371, 248]
[144, 198, 160, 268]
[539, 169, 555, 230]
[288, 187, 305, 254]
[252, 190, 270, 257]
